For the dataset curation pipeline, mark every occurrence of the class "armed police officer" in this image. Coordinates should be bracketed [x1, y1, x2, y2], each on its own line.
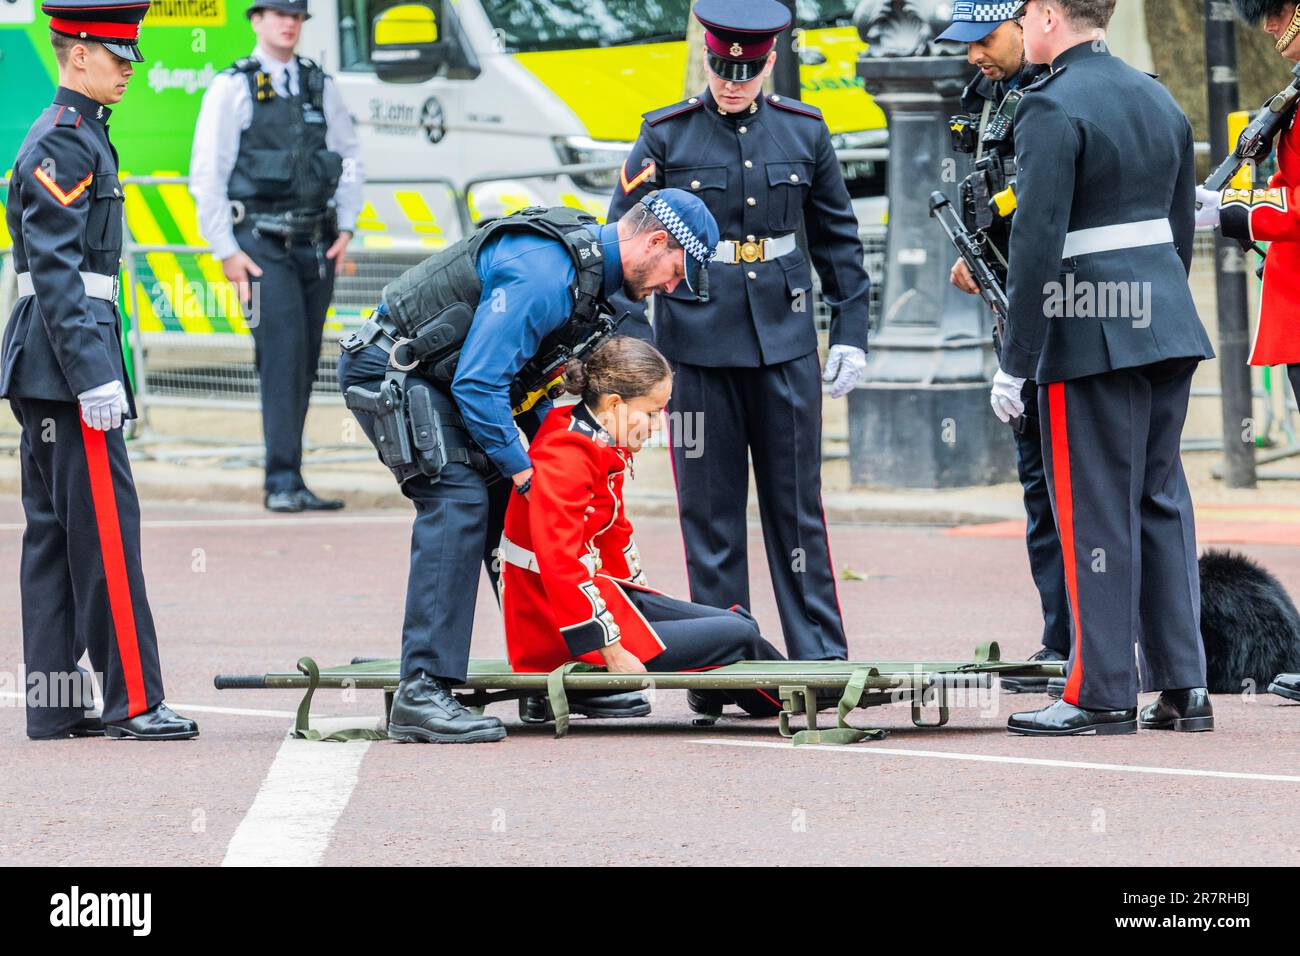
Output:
[337, 190, 719, 743]
[1, 0, 197, 739]
[609, 0, 872, 666]
[996, 0, 1215, 736]
[190, 0, 362, 512]
[938, 1, 1067, 692]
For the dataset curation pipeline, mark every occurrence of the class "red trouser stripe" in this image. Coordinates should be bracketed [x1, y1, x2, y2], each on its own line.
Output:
[1048, 384, 1085, 706]
[80, 422, 147, 716]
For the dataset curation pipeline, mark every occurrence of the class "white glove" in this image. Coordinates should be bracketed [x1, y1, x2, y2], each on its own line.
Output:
[1195, 186, 1222, 228]
[990, 368, 1026, 424]
[822, 345, 868, 399]
[77, 380, 130, 431]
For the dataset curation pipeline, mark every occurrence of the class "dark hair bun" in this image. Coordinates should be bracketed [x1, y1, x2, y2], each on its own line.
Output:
[562, 359, 588, 396]
[564, 336, 671, 404]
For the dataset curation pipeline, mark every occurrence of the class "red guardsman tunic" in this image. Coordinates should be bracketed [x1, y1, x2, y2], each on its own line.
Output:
[500, 403, 666, 673]
[1220, 111, 1300, 366]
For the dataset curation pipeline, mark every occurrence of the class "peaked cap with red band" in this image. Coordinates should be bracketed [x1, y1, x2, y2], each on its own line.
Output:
[694, 0, 792, 83]
[43, 0, 151, 63]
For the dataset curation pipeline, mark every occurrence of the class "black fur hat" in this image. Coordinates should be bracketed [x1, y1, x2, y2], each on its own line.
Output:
[1232, 0, 1289, 24]
[1199, 549, 1300, 693]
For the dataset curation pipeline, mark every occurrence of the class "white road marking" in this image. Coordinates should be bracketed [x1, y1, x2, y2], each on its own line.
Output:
[0, 514, 410, 533]
[0, 691, 319, 721]
[693, 738, 1300, 783]
[222, 717, 380, 867]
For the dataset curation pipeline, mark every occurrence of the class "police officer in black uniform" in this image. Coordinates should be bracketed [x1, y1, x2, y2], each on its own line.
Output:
[1, 0, 197, 739]
[190, 0, 363, 512]
[939, 1, 1067, 691]
[997, 0, 1215, 736]
[609, 0, 872, 664]
[336, 190, 718, 743]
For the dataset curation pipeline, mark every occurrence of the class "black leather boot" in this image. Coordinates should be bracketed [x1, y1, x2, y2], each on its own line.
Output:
[265, 490, 303, 513]
[687, 689, 730, 716]
[1269, 673, 1300, 702]
[105, 703, 199, 740]
[520, 690, 650, 723]
[1001, 647, 1069, 694]
[1139, 688, 1214, 732]
[29, 712, 106, 740]
[1007, 698, 1137, 736]
[388, 672, 506, 743]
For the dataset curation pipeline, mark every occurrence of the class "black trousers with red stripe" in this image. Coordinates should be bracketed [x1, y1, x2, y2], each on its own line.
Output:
[667, 354, 848, 661]
[628, 588, 786, 716]
[10, 398, 164, 736]
[1039, 358, 1207, 712]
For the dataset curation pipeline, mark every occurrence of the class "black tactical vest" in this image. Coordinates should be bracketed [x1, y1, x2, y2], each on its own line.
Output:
[381, 206, 610, 342]
[225, 56, 343, 216]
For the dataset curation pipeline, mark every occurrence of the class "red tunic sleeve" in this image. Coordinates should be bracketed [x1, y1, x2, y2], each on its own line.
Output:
[528, 430, 622, 657]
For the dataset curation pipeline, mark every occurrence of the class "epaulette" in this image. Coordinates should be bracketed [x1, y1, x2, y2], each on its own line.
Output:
[767, 94, 821, 119]
[296, 55, 319, 70]
[53, 106, 82, 128]
[225, 57, 260, 75]
[568, 415, 611, 446]
[1022, 67, 1066, 92]
[644, 96, 705, 127]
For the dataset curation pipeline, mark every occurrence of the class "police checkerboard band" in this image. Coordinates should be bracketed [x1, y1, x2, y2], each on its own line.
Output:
[648, 197, 715, 264]
[952, 1, 1023, 21]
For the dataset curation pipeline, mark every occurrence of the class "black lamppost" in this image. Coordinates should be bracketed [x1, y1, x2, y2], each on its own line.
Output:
[849, 0, 1015, 487]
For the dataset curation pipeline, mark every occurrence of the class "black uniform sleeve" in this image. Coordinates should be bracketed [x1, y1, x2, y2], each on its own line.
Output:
[1002, 94, 1080, 379]
[804, 122, 871, 352]
[20, 128, 120, 396]
[608, 121, 664, 221]
[605, 121, 666, 326]
[1170, 116, 1197, 277]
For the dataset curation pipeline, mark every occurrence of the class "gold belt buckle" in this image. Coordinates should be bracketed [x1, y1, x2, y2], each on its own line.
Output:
[739, 240, 762, 263]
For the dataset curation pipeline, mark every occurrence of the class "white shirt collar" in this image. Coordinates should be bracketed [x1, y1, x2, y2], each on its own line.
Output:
[251, 45, 298, 92]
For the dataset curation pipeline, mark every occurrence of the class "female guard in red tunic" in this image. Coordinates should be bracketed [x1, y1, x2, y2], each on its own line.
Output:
[500, 336, 785, 716]
[1217, 4, 1300, 399]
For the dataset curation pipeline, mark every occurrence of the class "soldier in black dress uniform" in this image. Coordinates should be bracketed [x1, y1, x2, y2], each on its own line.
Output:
[939, 1, 1068, 692]
[608, 0, 872, 666]
[1, 0, 196, 739]
[997, 0, 1215, 736]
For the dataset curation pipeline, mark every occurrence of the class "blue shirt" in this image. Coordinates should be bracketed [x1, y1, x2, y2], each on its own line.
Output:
[451, 220, 623, 479]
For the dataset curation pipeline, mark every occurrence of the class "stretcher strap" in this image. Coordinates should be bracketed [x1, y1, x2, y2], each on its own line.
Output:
[547, 662, 581, 737]
[291, 657, 387, 742]
[791, 669, 887, 746]
[546, 662, 605, 737]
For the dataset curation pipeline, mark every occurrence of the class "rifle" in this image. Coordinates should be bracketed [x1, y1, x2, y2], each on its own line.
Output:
[929, 191, 1023, 432]
[510, 310, 629, 416]
[929, 191, 1010, 340]
[1202, 61, 1300, 266]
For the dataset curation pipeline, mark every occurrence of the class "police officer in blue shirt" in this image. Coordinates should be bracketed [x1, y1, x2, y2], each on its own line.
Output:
[190, 0, 364, 513]
[996, 0, 1215, 736]
[1, 0, 197, 740]
[608, 0, 872, 666]
[939, 2, 1067, 691]
[337, 190, 718, 743]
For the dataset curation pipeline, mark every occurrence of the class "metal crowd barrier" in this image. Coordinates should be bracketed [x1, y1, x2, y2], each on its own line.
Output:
[0, 171, 1295, 475]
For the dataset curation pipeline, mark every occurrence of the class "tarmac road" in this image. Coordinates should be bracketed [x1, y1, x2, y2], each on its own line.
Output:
[1, 497, 1298, 867]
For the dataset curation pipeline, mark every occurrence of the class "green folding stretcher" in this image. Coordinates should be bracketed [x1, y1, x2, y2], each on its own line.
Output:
[214, 642, 1065, 745]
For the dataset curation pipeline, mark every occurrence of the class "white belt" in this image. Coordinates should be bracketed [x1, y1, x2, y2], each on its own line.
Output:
[17, 271, 119, 303]
[1061, 219, 1173, 259]
[713, 233, 797, 265]
[500, 537, 597, 575]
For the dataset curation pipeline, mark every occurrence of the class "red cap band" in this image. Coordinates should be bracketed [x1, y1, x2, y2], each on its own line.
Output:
[49, 17, 140, 40]
[704, 31, 775, 61]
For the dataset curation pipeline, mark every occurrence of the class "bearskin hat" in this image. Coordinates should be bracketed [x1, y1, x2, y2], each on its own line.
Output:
[1232, 0, 1289, 24]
